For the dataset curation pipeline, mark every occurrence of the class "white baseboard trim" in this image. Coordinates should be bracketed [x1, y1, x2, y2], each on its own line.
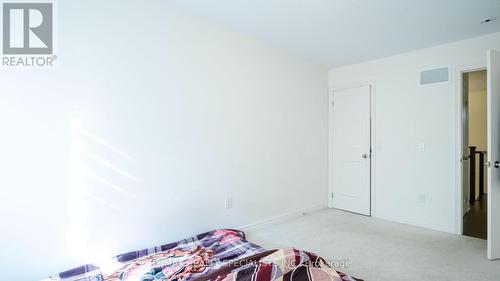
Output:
[238, 203, 327, 233]
[375, 214, 455, 234]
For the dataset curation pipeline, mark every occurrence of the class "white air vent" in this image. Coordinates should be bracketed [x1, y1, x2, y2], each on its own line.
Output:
[420, 67, 449, 86]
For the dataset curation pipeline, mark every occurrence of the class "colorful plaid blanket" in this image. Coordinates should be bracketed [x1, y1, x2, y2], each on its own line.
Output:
[197, 248, 362, 281]
[48, 229, 264, 281]
[47, 230, 361, 281]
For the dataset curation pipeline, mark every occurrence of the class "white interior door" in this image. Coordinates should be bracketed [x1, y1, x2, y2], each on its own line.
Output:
[462, 73, 470, 215]
[332, 85, 371, 216]
[487, 50, 500, 260]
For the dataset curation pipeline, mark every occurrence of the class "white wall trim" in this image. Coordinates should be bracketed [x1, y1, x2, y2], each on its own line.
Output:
[454, 62, 487, 235]
[328, 87, 335, 208]
[328, 81, 377, 217]
[377, 213, 455, 234]
[238, 203, 327, 232]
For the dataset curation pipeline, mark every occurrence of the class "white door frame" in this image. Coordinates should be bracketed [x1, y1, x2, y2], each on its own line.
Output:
[328, 82, 376, 216]
[455, 63, 487, 235]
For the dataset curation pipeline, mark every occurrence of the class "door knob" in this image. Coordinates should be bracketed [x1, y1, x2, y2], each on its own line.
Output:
[495, 161, 500, 168]
[362, 154, 368, 159]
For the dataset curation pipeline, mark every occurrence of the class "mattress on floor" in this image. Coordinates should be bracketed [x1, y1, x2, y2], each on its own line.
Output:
[47, 229, 361, 281]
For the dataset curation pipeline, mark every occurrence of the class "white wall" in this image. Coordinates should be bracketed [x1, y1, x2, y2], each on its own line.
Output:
[329, 32, 500, 234]
[0, 1, 328, 280]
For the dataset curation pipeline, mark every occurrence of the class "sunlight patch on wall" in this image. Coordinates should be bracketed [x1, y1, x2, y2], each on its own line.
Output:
[66, 118, 138, 261]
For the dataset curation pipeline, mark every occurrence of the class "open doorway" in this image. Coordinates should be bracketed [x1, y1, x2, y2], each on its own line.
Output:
[462, 69, 488, 240]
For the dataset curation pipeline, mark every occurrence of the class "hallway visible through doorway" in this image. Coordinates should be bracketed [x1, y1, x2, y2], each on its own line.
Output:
[462, 69, 487, 240]
[464, 195, 487, 239]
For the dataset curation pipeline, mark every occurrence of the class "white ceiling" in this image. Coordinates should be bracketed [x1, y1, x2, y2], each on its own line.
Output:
[165, 0, 500, 68]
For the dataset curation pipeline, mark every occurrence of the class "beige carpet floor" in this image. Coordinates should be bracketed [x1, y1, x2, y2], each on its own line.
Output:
[247, 209, 500, 281]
